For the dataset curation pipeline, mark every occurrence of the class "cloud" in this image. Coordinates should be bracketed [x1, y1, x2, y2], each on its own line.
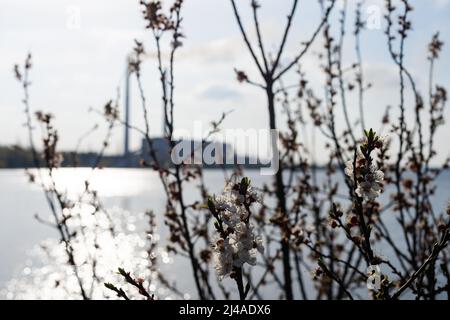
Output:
[197, 85, 243, 102]
[432, 0, 450, 8]
[179, 38, 243, 65]
[364, 63, 399, 89]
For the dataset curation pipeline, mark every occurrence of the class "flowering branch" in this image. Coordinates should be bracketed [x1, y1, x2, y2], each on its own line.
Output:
[208, 178, 263, 300]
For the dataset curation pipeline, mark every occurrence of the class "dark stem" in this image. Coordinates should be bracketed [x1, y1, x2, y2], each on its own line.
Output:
[234, 267, 245, 300]
[267, 82, 293, 300]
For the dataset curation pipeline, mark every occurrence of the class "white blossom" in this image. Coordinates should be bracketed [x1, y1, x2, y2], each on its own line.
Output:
[211, 182, 264, 279]
[212, 238, 234, 278]
[355, 165, 384, 201]
[345, 160, 384, 201]
[214, 194, 241, 226]
[223, 182, 262, 204]
[344, 160, 355, 180]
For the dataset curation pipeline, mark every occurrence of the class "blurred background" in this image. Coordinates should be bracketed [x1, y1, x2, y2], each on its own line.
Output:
[0, 0, 449, 299]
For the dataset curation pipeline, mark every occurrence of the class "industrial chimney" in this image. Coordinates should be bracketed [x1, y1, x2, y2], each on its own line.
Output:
[124, 58, 132, 158]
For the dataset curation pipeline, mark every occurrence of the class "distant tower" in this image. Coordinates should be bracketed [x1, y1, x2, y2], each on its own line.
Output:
[124, 59, 131, 157]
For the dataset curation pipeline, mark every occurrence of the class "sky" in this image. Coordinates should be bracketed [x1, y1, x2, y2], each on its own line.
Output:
[1, 0, 449, 164]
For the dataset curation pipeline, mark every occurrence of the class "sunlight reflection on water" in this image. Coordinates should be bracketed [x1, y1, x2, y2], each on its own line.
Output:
[36, 168, 158, 198]
[0, 168, 275, 300]
[0, 206, 178, 300]
[1, 168, 449, 299]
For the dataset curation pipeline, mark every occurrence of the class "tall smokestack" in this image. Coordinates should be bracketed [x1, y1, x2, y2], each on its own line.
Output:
[124, 64, 131, 157]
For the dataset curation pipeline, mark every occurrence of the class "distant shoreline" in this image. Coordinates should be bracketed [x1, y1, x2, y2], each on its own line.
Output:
[0, 165, 328, 171]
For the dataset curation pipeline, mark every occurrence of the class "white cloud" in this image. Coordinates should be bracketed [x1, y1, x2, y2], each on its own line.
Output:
[432, 0, 450, 8]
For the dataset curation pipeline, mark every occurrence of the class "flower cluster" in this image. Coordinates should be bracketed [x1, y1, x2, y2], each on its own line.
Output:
[428, 32, 443, 59]
[104, 100, 119, 122]
[128, 40, 145, 76]
[140, 0, 183, 32]
[234, 69, 249, 83]
[211, 223, 263, 278]
[345, 129, 384, 201]
[208, 178, 264, 279]
[35, 111, 64, 169]
[140, 0, 170, 31]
